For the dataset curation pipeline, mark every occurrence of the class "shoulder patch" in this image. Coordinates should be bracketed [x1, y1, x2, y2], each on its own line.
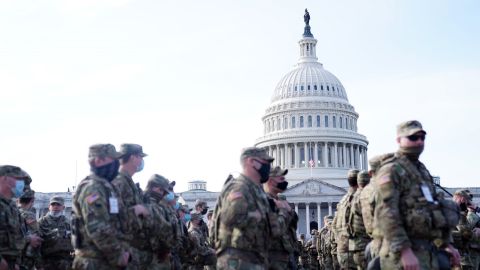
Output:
[85, 193, 100, 204]
[378, 175, 391, 185]
[227, 191, 243, 201]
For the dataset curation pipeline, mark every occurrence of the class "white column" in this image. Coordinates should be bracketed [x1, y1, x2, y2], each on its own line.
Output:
[314, 142, 318, 167]
[334, 143, 338, 167]
[295, 203, 299, 235]
[356, 145, 361, 169]
[364, 147, 368, 170]
[294, 143, 299, 168]
[286, 144, 291, 168]
[306, 203, 310, 234]
[350, 145, 354, 168]
[304, 142, 309, 167]
[317, 203, 321, 228]
[324, 143, 328, 167]
[328, 202, 333, 215]
[343, 144, 347, 168]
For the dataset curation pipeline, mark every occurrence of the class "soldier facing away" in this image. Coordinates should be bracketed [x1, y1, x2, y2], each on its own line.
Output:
[18, 189, 44, 270]
[210, 147, 276, 269]
[38, 196, 74, 270]
[374, 120, 461, 269]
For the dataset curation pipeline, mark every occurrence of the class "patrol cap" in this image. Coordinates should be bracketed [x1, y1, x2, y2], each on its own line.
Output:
[325, 215, 334, 221]
[347, 169, 360, 179]
[0, 165, 25, 178]
[49, 196, 65, 206]
[168, 180, 176, 192]
[207, 209, 214, 215]
[195, 199, 208, 208]
[240, 147, 274, 162]
[357, 171, 370, 186]
[120, 143, 147, 157]
[89, 144, 123, 160]
[270, 166, 288, 177]
[191, 213, 203, 221]
[179, 204, 192, 213]
[396, 120, 427, 137]
[20, 189, 35, 199]
[454, 189, 472, 202]
[147, 174, 170, 192]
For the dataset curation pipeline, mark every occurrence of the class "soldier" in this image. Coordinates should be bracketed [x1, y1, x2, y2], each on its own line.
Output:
[71, 144, 148, 270]
[306, 229, 320, 270]
[333, 169, 358, 270]
[38, 196, 73, 270]
[192, 199, 210, 243]
[264, 166, 297, 270]
[0, 165, 38, 270]
[112, 143, 151, 269]
[142, 174, 177, 269]
[18, 189, 44, 270]
[298, 234, 309, 269]
[207, 209, 214, 232]
[452, 189, 480, 270]
[318, 215, 335, 270]
[348, 171, 371, 270]
[374, 120, 461, 269]
[188, 213, 216, 270]
[465, 190, 480, 270]
[210, 147, 276, 269]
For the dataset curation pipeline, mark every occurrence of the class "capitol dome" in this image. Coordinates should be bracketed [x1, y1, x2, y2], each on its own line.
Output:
[255, 12, 368, 188]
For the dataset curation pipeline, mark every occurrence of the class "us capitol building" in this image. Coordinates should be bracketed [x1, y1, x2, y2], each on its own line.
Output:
[34, 12, 479, 237]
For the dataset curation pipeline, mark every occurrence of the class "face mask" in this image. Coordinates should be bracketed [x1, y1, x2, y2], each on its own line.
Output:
[201, 208, 208, 215]
[48, 210, 63, 218]
[136, 159, 144, 173]
[165, 191, 175, 202]
[276, 181, 288, 191]
[256, 162, 271, 183]
[92, 160, 120, 182]
[184, 213, 191, 223]
[174, 202, 180, 210]
[399, 145, 424, 160]
[11, 180, 25, 198]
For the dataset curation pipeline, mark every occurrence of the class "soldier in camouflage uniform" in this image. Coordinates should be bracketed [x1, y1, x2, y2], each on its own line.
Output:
[318, 215, 335, 270]
[464, 190, 480, 270]
[348, 171, 371, 270]
[333, 169, 358, 270]
[0, 165, 39, 270]
[72, 144, 148, 270]
[298, 234, 309, 269]
[38, 196, 73, 270]
[374, 121, 461, 270]
[192, 200, 210, 240]
[306, 230, 319, 270]
[211, 147, 277, 270]
[188, 213, 216, 270]
[264, 166, 297, 270]
[112, 143, 152, 269]
[18, 189, 44, 270]
[452, 189, 480, 270]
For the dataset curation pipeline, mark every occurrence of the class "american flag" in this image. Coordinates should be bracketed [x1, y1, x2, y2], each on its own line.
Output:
[309, 159, 315, 167]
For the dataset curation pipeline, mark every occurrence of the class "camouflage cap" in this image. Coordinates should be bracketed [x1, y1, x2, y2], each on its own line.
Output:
[191, 213, 203, 221]
[454, 189, 472, 202]
[269, 166, 288, 177]
[89, 144, 123, 160]
[147, 174, 170, 192]
[396, 120, 427, 137]
[179, 204, 192, 213]
[347, 169, 360, 179]
[0, 165, 25, 178]
[325, 215, 334, 221]
[49, 196, 65, 205]
[195, 199, 208, 208]
[240, 147, 274, 162]
[357, 171, 370, 186]
[368, 155, 383, 172]
[20, 189, 35, 199]
[120, 143, 147, 157]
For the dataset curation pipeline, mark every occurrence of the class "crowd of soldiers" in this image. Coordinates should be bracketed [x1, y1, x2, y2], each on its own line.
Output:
[1, 120, 480, 270]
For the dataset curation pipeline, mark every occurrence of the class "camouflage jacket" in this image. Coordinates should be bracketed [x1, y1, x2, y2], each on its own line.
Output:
[374, 152, 450, 255]
[38, 214, 73, 256]
[265, 192, 296, 256]
[334, 187, 357, 254]
[360, 183, 375, 238]
[72, 174, 131, 267]
[112, 171, 143, 208]
[189, 226, 214, 263]
[0, 196, 26, 265]
[349, 187, 370, 251]
[19, 207, 44, 269]
[467, 210, 480, 250]
[211, 174, 277, 263]
[142, 192, 175, 255]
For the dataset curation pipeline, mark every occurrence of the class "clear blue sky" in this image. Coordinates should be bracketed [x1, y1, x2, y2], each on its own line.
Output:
[0, 0, 479, 192]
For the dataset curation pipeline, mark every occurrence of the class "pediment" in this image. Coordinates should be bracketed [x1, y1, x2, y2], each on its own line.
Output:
[283, 178, 347, 196]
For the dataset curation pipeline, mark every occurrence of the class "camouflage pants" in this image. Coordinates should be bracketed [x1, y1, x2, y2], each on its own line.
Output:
[72, 256, 121, 270]
[337, 252, 355, 270]
[380, 248, 439, 270]
[321, 254, 334, 270]
[331, 254, 340, 270]
[470, 249, 480, 270]
[43, 257, 73, 270]
[352, 251, 366, 270]
[216, 254, 266, 270]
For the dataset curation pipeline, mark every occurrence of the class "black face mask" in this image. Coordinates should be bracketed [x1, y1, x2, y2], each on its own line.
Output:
[92, 160, 120, 182]
[201, 208, 208, 215]
[256, 162, 271, 183]
[460, 202, 468, 212]
[276, 181, 289, 191]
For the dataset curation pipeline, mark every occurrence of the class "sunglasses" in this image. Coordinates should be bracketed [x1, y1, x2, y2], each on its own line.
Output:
[407, 134, 426, 142]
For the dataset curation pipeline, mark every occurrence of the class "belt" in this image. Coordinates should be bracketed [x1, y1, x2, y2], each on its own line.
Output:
[218, 248, 265, 264]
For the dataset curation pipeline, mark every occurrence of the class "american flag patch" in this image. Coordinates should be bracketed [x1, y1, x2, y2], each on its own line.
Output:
[378, 175, 391, 185]
[85, 193, 99, 204]
[228, 191, 243, 201]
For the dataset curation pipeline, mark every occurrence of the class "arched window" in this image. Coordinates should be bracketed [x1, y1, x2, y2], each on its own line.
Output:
[321, 85, 324, 90]
[333, 116, 336, 128]
[314, 85, 318, 90]
[301, 85, 304, 91]
[345, 117, 349, 129]
[325, 115, 329, 127]
[300, 116, 304, 128]
[316, 115, 320, 127]
[284, 117, 288, 130]
[327, 85, 330, 91]
[277, 118, 280, 131]
[307, 85, 311, 90]
[340, 117, 343, 128]
[350, 119, 353, 130]
[292, 116, 296, 128]
[308, 115, 312, 127]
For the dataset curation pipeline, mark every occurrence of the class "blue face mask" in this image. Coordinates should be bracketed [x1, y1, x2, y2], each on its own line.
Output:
[174, 202, 180, 210]
[184, 213, 191, 223]
[136, 159, 144, 173]
[165, 191, 175, 202]
[11, 180, 25, 198]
